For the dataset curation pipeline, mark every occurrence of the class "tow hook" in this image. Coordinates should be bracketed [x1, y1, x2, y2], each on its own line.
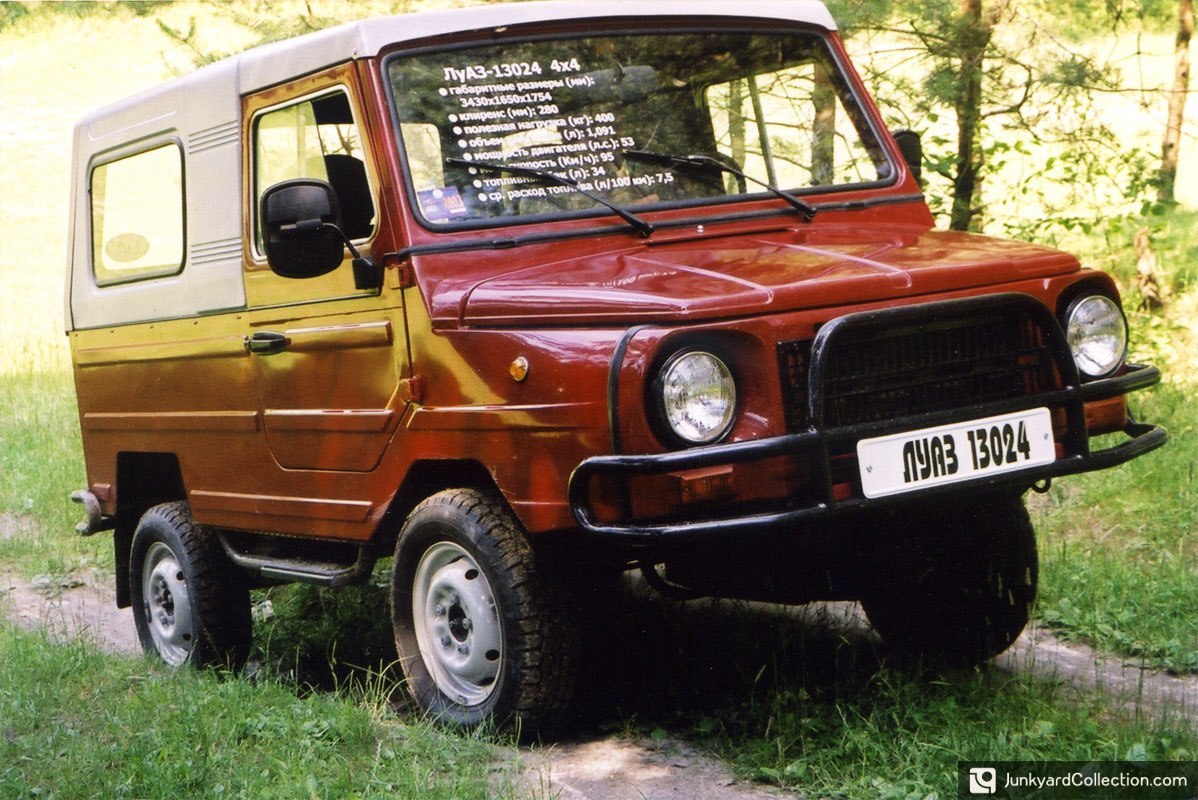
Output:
[70, 490, 115, 537]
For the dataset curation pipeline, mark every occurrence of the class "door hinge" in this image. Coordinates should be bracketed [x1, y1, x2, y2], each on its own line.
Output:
[400, 376, 425, 404]
[382, 252, 415, 289]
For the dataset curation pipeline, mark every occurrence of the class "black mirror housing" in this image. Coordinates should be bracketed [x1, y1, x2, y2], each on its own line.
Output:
[891, 129, 923, 186]
[261, 179, 346, 279]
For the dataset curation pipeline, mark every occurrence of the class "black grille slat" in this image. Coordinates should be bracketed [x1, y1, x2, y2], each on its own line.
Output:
[779, 308, 1060, 431]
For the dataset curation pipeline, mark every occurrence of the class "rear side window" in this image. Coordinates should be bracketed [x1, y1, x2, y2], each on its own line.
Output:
[90, 144, 185, 285]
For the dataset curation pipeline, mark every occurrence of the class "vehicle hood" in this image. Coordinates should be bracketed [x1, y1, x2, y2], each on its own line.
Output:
[434, 226, 1080, 326]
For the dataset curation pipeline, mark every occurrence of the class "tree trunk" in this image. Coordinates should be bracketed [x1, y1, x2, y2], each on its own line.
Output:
[950, 0, 991, 231]
[1159, 0, 1194, 204]
[812, 65, 837, 186]
[728, 79, 746, 168]
[1134, 227, 1166, 311]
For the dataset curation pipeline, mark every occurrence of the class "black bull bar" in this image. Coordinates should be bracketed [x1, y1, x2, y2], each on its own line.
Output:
[567, 294, 1167, 542]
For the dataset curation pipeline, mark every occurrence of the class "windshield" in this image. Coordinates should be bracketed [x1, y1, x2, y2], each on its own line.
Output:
[386, 28, 893, 228]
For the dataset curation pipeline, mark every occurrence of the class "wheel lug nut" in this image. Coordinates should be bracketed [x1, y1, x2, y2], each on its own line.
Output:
[434, 604, 445, 617]
[457, 644, 469, 655]
[462, 618, 472, 631]
[440, 635, 452, 647]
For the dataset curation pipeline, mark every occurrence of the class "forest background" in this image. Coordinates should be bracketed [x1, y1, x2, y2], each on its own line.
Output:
[0, 2, 1196, 799]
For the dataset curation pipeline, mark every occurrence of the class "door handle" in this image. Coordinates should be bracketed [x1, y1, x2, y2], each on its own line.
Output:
[244, 331, 290, 355]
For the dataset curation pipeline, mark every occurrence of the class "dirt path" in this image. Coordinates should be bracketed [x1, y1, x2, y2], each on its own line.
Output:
[515, 737, 799, 800]
[3, 574, 1194, 800]
[1, 571, 137, 654]
[1000, 625, 1198, 718]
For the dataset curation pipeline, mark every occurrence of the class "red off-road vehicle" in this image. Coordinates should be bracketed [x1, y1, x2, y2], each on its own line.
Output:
[68, 0, 1164, 728]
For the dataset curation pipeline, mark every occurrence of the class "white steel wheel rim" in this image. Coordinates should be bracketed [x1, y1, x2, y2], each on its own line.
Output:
[141, 542, 195, 665]
[411, 541, 503, 707]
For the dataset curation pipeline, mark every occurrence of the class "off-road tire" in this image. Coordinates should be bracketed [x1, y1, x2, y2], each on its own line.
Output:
[860, 493, 1037, 668]
[391, 489, 578, 731]
[129, 501, 252, 669]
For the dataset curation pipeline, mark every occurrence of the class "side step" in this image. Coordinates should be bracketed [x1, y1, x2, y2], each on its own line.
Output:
[70, 490, 116, 537]
[217, 533, 376, 588]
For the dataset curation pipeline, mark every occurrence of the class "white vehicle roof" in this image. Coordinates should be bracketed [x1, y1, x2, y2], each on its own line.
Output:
[237, 0, 836, 94]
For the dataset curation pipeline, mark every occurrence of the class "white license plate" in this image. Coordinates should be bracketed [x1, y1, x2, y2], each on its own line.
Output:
[857, 408, 1055, 499]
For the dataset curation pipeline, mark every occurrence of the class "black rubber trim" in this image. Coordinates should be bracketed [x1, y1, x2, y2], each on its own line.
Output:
[607, 325, 650, 455]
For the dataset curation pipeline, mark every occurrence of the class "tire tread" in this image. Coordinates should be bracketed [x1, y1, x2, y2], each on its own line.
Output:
[393, 488, 579, 731]
[131, 501, 251, 669]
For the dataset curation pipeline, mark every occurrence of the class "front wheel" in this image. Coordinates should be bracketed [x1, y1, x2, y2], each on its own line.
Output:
[860, 493, 1037, 667]
[391, 489, 577, 730]
[129, 501, 251, 669]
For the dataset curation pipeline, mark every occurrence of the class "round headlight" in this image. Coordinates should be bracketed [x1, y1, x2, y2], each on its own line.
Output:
[658, 350, 737, 445]
[1066, 295, 1127, 378]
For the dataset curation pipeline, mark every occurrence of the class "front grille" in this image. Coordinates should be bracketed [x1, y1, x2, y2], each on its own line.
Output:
[779, 306, 1061, 432]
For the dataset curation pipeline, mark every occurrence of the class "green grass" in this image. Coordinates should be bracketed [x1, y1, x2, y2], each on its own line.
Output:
[584, 588, 1198, 800]
[715, 669, 1196, 798]
[0, 368, 97, 576]
[0, 623, 514, 800]
[253, 579, 399, 691]
[1067, 208, 1198, 299]
[1030, 382, 1198, 674]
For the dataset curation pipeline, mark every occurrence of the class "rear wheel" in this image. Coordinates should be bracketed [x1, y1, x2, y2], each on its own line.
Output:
[391, 489, 577, 730]
[129, 501, 251, 669]
[860, 493, 1037, 667]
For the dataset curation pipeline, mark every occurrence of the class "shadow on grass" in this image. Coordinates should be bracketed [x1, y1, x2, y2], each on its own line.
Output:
[250, 570, 888, 735]
[246, 570, 1198, 798]
[568, 578, 887, 735]
[250, 579, 401, 695]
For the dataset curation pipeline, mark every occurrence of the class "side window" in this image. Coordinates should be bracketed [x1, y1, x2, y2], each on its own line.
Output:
[253, 90, 376, 249]
[90, 144, 184, 285]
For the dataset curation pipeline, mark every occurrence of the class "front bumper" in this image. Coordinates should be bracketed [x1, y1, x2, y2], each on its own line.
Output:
[569, 342, 1165, 542]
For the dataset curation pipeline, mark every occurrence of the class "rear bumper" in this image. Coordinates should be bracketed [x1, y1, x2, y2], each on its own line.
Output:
[567, 362, 1166, 542]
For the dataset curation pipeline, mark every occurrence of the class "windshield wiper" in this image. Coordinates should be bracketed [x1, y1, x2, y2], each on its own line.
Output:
[444, 157, 655, 237]
[624, 149, 818, 222]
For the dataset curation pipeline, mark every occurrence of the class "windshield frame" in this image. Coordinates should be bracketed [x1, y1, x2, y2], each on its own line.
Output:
[381, 21, 900, 235]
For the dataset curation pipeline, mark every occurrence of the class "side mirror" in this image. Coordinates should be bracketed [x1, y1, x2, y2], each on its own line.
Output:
[891, 129, 923, 186]
[260, 179, 346, 279]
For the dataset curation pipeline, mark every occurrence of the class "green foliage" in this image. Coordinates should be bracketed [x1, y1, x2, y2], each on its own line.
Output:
[0, 625, 512, 799]
[0, 2, 29, 31]
[1087, 208, 1198, 298]
[155, 17, 226, 67]
[842, 2, 1161, 238]
[823, 0, 905, 33]
[123, 1, 173, 16]
[0, 1, 160, 31]
[1026, 0, 1178, 35]
[152, 0, 418, 72]
[1043, 52, 1118, 90]
[253, 578, 399, 691]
